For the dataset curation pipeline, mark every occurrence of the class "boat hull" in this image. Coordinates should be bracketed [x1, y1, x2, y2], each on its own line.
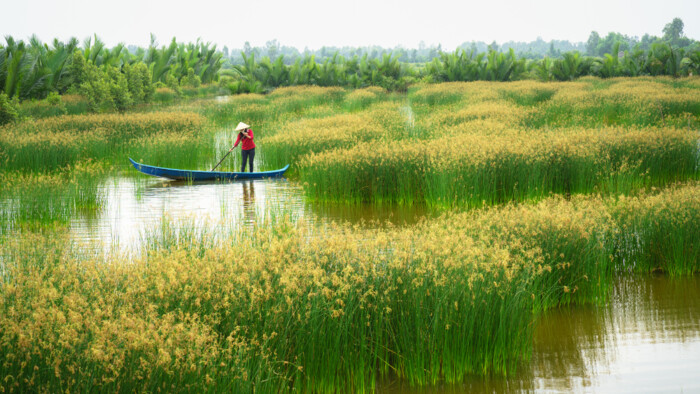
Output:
[129, 158, 289, 180]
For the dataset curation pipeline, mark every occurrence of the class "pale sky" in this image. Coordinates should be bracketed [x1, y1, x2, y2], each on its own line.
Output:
[3, 0, 699, 50]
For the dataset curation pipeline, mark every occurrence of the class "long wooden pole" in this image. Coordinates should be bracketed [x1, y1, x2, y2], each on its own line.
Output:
[211, 147, 234, 171]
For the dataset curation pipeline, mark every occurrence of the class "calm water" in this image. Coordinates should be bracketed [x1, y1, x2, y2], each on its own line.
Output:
[69, 175, 431, 251]
[379, 276, 700, 393]
[63, 175, 700, 392]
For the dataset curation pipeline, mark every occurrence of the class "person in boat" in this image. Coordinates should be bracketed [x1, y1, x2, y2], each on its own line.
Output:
[232, 122, 256, 172]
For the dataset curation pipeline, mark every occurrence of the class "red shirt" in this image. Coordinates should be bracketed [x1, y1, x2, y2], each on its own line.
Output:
[233, 129, 256, 150]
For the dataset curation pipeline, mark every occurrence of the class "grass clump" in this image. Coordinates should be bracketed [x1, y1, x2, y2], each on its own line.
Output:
[0, 160, 106, 230]
[610, 183, 700, 276]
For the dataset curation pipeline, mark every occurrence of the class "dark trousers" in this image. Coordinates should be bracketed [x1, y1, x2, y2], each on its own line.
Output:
[241, 148, 255, 172]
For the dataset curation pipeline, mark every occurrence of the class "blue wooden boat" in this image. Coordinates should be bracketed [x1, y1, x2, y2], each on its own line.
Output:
[129, 158, 290, 181]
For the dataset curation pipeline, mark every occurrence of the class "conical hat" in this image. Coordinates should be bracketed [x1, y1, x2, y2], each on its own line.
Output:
[235, 122, 250, 131]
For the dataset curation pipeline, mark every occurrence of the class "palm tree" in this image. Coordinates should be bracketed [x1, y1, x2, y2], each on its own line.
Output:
[551, 52, 589, 81]
[258, 55, 289, 87]
[681, 50, 700, 76]
[316, 53, 345, 86]
[532, 57, 553, 81]
[620, 49, 646, 77]
[594, 42, 622, 78]
[0, 36, 29, 98]
[144, 35, 178, 83]
[289, 55, 317, 85]
[484, 49, 522, 81]
[0, 36, 48, 99]
[82, 34, 106, 66]
[194, 41, 222, 83]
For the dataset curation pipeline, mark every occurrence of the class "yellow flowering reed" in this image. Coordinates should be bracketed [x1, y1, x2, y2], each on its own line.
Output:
[0, 112, 207, 171]
[2, 183, 698, 391]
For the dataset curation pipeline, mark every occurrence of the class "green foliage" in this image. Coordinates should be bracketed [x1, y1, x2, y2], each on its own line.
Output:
[0, 92, 19, 125]
[594, 43, 623, 78]
[0, 33, 215, 103]
[427, 49, 486, 82]
[144, 36, 222, 86]
[226, 79, 263, 94]
[620, 49, 646, 77]
[46, 91, 62, 106]
[532, 57, 553, 81]
[106, 66, 132, 112]
[550, 52, 591, 81]
[427, 49, 526, 82]
[78, 61, 113, 112]
[69, 50, 89, 87]
[0, 36, 80, 100]
[124, 62, 154, 104]
[181, 67, 202, 88]
[71, 56, 151, 112]
[662, 18, 686, 47]
[258, 56, 289, 88]
[681, 50, 700, 76]
[2, 32, 700, 103]
[611, 186, 700, 276]
[225, 51, 413, 92]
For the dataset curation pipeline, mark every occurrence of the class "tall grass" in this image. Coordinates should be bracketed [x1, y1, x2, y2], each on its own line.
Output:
[18, 94, 90, 119]
[0, 160, 106, 230]
[288, 78, 700, 205]
[610, 184, 700, 276]
[300, 126, 698, 207]
[262, 113, 385, 171]
[0, 112, 209, 172]
[2, 183, 698, 392]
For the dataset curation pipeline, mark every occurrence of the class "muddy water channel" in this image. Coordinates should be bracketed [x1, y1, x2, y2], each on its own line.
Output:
[67, 176, 700, 392]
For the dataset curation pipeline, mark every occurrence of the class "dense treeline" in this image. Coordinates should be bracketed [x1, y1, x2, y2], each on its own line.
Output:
[0, 34, 223, 106]
[217, 43, 699, 94]
[221, 18, 696, 64]
[217, 18, 700, 92]
[432, 42, 700, 82]
[220, 52, 413, 94]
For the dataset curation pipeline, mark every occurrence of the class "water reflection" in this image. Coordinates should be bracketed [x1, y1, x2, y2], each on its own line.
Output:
[241, 181, 256, 225]
[378, 276, 700, 393]
[69, 176, 433, 251]
[70, 176, 301, 251]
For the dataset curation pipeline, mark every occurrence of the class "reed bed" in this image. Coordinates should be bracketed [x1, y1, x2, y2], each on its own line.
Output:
[0, 112, 208, 172]
[2, 183, 698, 392]
[0, 160, 107, 229]
[0, 79, 698, 393]
[262, 114, 383, 171]
[407, 78, 700, 129]
[300, 126, 698, 206]
[289, 78, 700, 205]
[261, 100, 407, 171]
[344, 87, 388, 111]
[198, 94, 271, 127]
[268, 86, 345, 115]
[610, 184, 700, 276]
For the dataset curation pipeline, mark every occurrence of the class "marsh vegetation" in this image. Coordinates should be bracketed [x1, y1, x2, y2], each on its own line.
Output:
[0, 76, 699, 392]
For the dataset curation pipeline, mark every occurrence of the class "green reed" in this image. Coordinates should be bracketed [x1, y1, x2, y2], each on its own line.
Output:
[300, 126, 699, 208]
[0, 163, 106, 230]
[2, 184, 699, 392]
[610, 184, 700, 276]
[0, 112, 209, 172]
